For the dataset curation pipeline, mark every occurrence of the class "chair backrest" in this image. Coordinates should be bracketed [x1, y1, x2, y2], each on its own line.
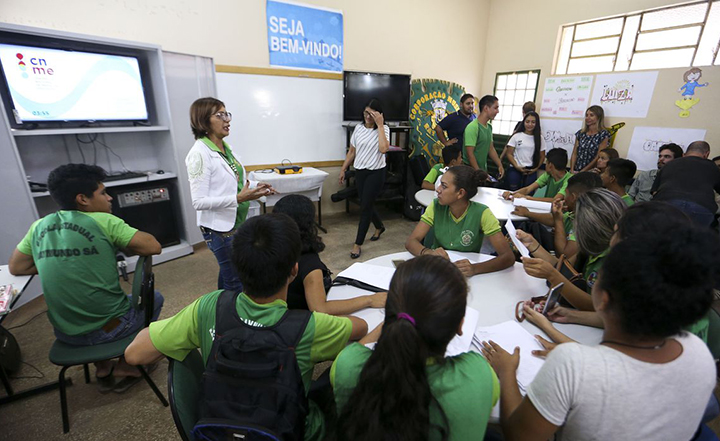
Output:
[168, 349, 204, 441]
[131, 255, 154, 327]
[409, 155, 431, 187]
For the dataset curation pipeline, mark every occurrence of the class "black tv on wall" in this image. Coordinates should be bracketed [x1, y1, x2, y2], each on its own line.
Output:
[343, 71, 410, 122]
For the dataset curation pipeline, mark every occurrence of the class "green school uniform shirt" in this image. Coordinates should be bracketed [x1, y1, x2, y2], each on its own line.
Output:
[421, 200, 501, 252]
[463, 120, 493, 171]
[563, 211, 576, 242]
[424, 163, 446, 184]
[330, 343, 500, 441]
[621, 193, 635, 207]
[686, 313, 709, 343]
[200, 137, 249, 229]
[148, 290, 352, 440]
[582, 249, 609, 293]
[17, 211, 137, 335]
[535, 171, 572, 198]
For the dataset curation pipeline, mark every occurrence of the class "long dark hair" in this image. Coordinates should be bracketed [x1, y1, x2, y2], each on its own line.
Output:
[335, 256, 468, 441]
[513, 111, 543, 168]
[365, 98, 384, 129]
[272, 194, 325, 254]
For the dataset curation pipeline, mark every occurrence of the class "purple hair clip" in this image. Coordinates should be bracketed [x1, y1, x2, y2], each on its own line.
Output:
[397, 312, 416, 327]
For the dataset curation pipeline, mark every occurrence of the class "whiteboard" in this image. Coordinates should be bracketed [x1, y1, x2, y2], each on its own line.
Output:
[216, 72, 345, 166]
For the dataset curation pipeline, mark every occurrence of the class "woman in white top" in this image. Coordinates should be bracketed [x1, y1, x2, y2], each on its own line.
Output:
[505, 111, 545, 191]
[481, 228, 719, 441]
[340, 99, 391, 259]
[185, 97, 274, 292]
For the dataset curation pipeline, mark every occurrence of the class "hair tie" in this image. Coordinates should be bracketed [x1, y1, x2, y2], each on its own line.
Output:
[397, 313, 416, 327]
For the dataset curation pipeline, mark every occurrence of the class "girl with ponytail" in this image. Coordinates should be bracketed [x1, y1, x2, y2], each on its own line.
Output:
[331, 256, 499, 441]
[406, 165, 515, 276]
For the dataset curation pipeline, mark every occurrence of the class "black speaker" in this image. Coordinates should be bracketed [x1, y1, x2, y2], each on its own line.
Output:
[108, 182, 181, 249]
[0, 327, 21, 373]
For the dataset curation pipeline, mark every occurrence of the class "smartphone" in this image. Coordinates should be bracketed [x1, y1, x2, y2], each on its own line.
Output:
[392, 259, 405, 268]
[542, 283, 564, 316]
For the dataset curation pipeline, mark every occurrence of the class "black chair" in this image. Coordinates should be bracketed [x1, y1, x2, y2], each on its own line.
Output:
[48, 255, 168, 433]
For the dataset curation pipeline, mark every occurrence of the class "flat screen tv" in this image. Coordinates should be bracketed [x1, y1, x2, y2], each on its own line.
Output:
[343, 71, 410, 122]
[0, 43, 149, 126]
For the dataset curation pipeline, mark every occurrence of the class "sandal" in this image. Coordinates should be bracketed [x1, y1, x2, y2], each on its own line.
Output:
[96, 366, 116, 394]
[112, 362, 158, 394]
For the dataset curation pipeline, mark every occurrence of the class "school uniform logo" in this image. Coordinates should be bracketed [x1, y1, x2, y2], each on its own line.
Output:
[587, 271, 598, 287]
[460, 230, 474, 247]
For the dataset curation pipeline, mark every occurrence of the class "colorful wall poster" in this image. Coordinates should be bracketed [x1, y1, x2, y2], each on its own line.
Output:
[266, 0, 343, 72]
[539, 76, 593, 118]
[541, 118, 584, 157]
[626, 126, 706, 171]
[590, 71, 658, 118]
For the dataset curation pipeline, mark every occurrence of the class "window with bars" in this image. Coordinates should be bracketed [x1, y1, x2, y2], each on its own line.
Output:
[492, 70, 540, 136]
[555, 0, 720, 75]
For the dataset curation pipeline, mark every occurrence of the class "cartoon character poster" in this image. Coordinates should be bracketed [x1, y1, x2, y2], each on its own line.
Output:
[675, 67, 709, 118]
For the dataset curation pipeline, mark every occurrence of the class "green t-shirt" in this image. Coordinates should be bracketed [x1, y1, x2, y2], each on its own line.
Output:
[148, 290, 353, 440]
[582, 249, 609, 293]
[563, 211, 576, 242]
[200, 137, 249, 229]
[17, 211, 137, 335]
[535, 171, 572, 198]
[424, 163, 446, 184]
[330, 343, 499, 441]
[421, 200, 501, 252]
[686, 313, 709, 343]
[621, 193, 635, 207]
[463, 120, 493, 171]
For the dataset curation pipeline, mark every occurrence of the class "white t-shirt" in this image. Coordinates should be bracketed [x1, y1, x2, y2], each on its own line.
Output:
[507, 132, 546, 168]
[526, 332, 715, 441]
[351, 124, 390, 170]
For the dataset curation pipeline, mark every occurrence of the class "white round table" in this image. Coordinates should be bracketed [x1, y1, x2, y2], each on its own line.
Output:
[415, 188, 550, 222]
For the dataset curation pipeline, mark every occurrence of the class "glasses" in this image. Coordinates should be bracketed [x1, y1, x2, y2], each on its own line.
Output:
[214, 111, 232, 122]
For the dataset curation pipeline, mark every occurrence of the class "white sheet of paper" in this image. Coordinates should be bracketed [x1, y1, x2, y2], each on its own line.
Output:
[505, 220, 530, 258]
[336, 262, 396, 291]
[445, 251, 494, 264]
[445, 306, 480, 357]
[513, 198, 552, 212]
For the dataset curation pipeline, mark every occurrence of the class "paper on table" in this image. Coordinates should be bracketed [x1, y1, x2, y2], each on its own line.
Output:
[446, 251, 493, 264]
[505, 220, 529, 258]
[336, 262, 396, 291]
[513, 198, 551, 212]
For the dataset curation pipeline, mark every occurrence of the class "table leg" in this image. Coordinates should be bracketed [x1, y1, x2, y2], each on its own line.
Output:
[317, 196, 327, 233]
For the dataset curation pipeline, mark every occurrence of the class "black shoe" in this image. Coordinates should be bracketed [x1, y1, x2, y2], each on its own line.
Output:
[370, 226, 386, 242]
[350, 248, 361, 259]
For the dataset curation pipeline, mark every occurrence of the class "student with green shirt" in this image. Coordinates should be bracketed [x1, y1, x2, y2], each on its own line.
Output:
[517, 189, 626, 311]
[421, 145, 463, 190]
[406, 165, 515, 277]
[463, 95, 504, 178]
[503, 148, 571, 202]
[9, 164, 163, 392]
[601, 158, 637, 206]
[125, 213, 368, 440]
[332, 255, 499, 441]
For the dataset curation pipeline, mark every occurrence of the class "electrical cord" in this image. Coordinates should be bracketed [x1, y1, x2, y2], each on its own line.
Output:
[7, 309, 47, 330]
[9, 361, 45, 380]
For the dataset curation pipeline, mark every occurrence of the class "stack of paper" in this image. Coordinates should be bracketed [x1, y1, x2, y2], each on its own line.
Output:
[0, 284, 15, 316]
[336, 263, 396, 291]
[513, 198, 552, 212]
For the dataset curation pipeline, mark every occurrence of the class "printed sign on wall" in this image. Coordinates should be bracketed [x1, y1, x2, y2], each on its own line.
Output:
[626, 126, 706, 171]
[539, 76, 593, 118]
[541, 118, 584, 157]
[266, 0, 343, 72]
[590, 71, 658, 118]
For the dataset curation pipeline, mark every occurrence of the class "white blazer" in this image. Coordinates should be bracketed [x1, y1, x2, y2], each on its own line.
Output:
[185, 139, 257, 232]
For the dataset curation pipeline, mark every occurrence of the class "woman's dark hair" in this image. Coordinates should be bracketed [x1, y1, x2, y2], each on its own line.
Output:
[336, 255, 468, 441]
[616, 201, 690, 241]
[519, 111, 542, 168]
[365, 98, 384, 129]
[231, 213, 301, 298]
[272, 194, 325, 254]
[190, 97, 224, 139]
[599, 228, 720, 338]
[48, 164, 107, 210]
[447, 165, 488, 200]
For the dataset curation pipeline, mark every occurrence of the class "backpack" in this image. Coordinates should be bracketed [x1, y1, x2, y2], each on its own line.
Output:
[192, 290, 312, 441]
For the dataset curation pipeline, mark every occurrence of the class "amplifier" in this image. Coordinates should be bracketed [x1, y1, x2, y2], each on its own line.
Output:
[108, 182, 181, 249]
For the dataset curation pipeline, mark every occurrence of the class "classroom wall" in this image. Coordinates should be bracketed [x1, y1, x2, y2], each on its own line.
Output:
[481, 0, 720, 158]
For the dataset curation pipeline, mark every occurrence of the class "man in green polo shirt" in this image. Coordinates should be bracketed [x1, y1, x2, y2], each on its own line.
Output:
[463, 95, 504, 178]
[9, 164, 163, 391]
[504, 148, 571, 202]
[125, 213, 368, 440]
[601, 158, 637, 207]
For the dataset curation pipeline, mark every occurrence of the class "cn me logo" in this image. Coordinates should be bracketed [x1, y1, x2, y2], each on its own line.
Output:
[16, 53, 54, 78]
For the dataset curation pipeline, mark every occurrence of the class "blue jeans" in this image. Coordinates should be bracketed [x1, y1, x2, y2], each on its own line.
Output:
[54, 291, 164, 346]
[203, 229, 244, 292]
[506, 166, 538, 191]
[667, 199, 715, 228]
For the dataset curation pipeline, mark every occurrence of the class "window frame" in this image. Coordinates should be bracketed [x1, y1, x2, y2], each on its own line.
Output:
[491, 69, 541, 136]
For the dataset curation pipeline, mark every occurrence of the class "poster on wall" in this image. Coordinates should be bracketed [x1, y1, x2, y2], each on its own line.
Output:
[266, 0, 343, 72]
[626, 126, 706, 171]
[539, 76, 593, 118]
[590, 71, 658, 118]
[541, 118, 584, 157]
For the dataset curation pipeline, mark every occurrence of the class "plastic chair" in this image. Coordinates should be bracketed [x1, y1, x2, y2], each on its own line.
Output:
[167, 348, 204, 441]
[48, 255, 168, 433]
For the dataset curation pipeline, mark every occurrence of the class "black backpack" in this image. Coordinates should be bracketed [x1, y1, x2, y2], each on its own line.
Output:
[192, 290, 312, 441]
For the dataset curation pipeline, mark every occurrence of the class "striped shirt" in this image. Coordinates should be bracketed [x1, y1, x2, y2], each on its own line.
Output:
[351, 124, 390, 170]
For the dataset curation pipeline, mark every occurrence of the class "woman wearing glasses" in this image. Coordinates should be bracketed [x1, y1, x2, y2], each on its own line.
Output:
[186, 97, 274, 292]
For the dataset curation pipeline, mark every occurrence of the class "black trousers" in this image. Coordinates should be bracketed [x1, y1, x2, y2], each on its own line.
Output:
[354, 167, 386, 245]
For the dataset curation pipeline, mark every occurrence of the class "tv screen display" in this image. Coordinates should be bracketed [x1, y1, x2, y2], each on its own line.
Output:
[343, 71, 410, 122]
[0, 43, 149, 124]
